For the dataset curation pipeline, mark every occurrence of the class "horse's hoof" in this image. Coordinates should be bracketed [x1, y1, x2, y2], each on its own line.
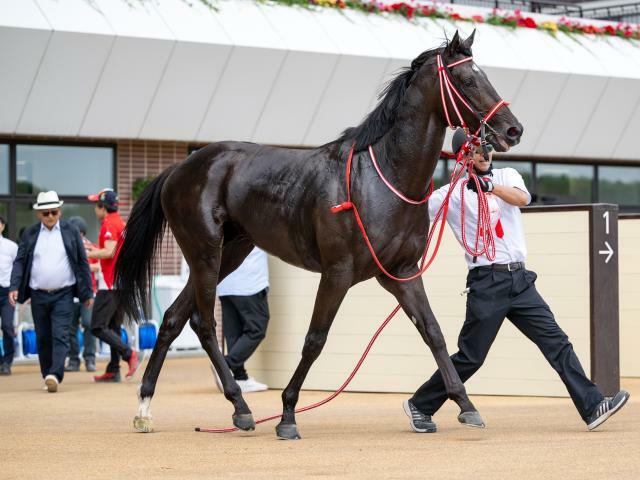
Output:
[458, 411, 485, 428]
[276, 423, 302, 440]
[232, 413, 255, 431]
[133, 415, 154, 433]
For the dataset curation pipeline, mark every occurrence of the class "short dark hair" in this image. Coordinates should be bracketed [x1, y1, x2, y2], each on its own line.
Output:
[97, 201, 118, 213]
[0, 215, 5, 226]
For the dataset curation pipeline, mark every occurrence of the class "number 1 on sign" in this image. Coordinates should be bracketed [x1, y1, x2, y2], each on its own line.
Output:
[603, 211, 609, 235]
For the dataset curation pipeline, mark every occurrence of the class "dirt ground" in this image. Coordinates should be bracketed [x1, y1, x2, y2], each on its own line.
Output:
[1, 356, 638, 480]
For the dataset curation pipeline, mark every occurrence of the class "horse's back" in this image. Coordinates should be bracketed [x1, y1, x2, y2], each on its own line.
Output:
[162, 140, 341, 271]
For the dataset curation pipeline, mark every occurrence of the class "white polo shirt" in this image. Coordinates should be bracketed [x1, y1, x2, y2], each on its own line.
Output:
[428, 168, 531, 269]
[217, 247, 269, 297]
[29, 222, 76, 290]
[0, 236, 18, 288]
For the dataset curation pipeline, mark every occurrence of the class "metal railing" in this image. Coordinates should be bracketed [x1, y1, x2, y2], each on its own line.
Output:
[447, 0, 640, 21]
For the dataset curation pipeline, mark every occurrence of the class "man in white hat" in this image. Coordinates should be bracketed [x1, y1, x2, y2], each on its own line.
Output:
[9, 191, 93, 393]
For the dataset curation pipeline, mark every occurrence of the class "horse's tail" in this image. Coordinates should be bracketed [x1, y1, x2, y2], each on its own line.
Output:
[115, 164, 178, 322]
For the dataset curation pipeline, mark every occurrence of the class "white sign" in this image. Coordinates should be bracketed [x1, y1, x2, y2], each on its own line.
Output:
[599, 241, 614, 264]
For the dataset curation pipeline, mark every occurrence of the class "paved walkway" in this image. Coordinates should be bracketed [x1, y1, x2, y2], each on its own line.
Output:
[1, 356, 638, 479]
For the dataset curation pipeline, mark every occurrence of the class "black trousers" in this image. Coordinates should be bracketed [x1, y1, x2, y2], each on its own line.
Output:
[221, 288, 270, 381]
[90, 290, 131, 373]
[0, 286, 16, 366]
[31, 287, 74, 382]
[67, 302, 96, 364]
[411, 267, 604, 421]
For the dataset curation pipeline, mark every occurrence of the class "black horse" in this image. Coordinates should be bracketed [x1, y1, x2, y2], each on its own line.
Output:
[116, 31, 523, 439]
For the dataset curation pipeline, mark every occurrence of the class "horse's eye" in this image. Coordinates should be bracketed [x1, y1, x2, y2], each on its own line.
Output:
[462, 77, 476, 88]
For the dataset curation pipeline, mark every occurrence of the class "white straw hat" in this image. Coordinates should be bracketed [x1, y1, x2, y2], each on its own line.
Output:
[33, 191, 64, 210]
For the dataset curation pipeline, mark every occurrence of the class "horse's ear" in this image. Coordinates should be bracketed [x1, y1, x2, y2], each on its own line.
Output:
[462, 29, 475, 51]
[445, 31, 462, 57]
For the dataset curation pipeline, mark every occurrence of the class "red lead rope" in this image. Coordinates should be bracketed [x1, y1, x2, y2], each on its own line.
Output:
[330, 144, 470, 282]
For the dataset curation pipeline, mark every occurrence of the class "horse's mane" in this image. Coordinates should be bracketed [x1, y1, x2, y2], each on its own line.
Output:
[337, 43, 448, 152]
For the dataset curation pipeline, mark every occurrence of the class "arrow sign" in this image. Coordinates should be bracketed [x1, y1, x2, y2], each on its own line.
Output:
[599, 241, 614, 264]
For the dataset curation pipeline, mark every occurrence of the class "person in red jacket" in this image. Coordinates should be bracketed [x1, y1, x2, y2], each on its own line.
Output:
[87, 189, 139, 382]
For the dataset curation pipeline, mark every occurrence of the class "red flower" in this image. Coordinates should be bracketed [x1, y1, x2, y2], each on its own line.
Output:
[472, 15, 484, 22]
[524, 17, 537, 28]
[514, 8, 521, 15]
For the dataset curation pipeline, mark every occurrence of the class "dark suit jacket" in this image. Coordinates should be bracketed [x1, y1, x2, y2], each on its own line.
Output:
[9, 220, 93, 304]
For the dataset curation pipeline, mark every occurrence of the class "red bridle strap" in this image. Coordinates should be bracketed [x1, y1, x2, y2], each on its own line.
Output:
[437, 54, 509, 136]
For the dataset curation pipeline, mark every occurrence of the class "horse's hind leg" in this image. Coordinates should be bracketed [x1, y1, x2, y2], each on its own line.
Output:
[276, 273, 352, 440]
[186, 232, 254, 431]
[134, 281, 194, 433]
[377, 272, 484, 428]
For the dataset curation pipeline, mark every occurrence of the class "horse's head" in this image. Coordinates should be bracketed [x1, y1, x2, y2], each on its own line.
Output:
[439, 31, 523, 152]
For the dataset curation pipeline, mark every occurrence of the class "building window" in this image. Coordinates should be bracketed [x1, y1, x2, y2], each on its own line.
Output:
[16, 145, 113, 196]
[536, 163, 594, 204]
[0, 142, 115, 242]
[14, 201, 102, 244]
[0, 144, 8, 195]
[598, 165, 640, 211]
[492, 160, 533, 190]
[0, 202, 7, 239]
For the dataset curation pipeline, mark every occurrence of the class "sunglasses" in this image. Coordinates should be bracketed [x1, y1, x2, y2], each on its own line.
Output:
[40, 209, 60, 217]
[474, 144, 494, 154]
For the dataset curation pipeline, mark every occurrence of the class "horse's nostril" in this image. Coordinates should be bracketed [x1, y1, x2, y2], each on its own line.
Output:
[507, 126, 521, 139]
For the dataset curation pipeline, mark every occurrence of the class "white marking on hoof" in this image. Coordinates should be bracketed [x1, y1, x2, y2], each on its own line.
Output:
[136, 385, 153, 431]
[134, 415, 154, 433]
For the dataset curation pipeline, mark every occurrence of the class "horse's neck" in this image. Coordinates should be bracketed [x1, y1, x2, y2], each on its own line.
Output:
[378, 90, 446, 200]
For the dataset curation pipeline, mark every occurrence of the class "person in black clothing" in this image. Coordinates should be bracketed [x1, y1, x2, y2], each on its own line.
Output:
[403, 130, 629, 432]
[65, 216, 98, 373]
[0, 215, 18, 375]
[9, 191, 93, 392]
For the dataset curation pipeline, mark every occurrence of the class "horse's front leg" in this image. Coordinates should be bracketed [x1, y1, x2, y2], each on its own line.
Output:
[134, 281, 194, 433]
[276, 273, 351, 440]
[377, 271, 484, 428]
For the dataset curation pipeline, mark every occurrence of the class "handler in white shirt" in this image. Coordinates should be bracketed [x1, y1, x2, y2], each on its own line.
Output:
[0, 216, 18, 375]
[216, 247, 270, 393]
[403, 129, 629, 434]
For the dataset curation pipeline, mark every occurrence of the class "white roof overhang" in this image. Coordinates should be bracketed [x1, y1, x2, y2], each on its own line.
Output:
[1, 0, 640, 161]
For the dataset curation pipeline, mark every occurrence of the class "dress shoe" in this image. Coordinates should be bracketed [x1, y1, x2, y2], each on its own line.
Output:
[65, 362, 80, 372]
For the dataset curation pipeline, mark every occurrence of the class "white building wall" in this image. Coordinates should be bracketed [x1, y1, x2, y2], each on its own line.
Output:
[1, 0, 640, 161]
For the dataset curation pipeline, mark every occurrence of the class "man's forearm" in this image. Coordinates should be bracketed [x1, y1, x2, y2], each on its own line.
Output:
[492, 185, 529, 207]
[88, 248, 115, 260]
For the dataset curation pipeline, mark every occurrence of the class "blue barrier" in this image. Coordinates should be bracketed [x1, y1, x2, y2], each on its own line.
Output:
[120, 327, 128, 345]
[77, 329, 84, 350]
[139, 323, 157, 350]
[22, 329, 37, 355]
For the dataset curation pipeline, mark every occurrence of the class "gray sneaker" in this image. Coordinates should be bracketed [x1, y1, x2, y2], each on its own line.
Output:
[586, 390, 630, 431]
[403, 399, 437, 433]
[85, 358, 96, 372]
